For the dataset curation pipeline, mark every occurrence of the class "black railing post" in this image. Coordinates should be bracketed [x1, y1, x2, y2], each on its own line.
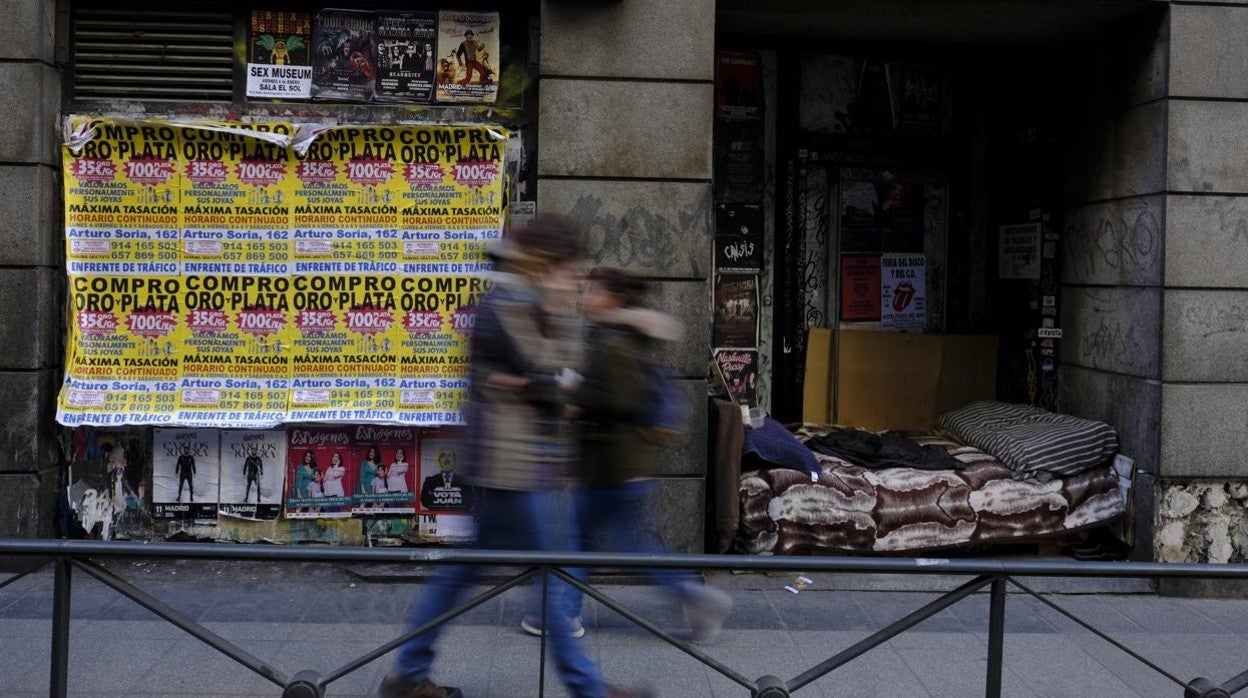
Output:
[538, 566, 548, 698]
[985, 576, 1006, 698]
[50, 555, 72, 698]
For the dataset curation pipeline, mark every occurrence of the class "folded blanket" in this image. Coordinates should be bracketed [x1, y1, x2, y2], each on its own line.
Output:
[936, 401, 1118, 478]
[742, 418, 821, 477]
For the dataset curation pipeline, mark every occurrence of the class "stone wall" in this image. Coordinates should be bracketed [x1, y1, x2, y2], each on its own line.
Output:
[537, 0, 715, 551]
[0, 0, 61, 538]
[1057, 9, 1167, 560]
[1156, 1, 1248, 567]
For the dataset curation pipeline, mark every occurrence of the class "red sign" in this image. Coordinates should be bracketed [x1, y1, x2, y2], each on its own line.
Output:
[840, 255, 881, 321]
[344, 307, 393, 335]
[452, 161, 498, 188]
[344, 159, 394, 186]
[70, 158, 117, 182]
[403, 163, 445, 189]
[234, 159, 285, 186]
[124, 157, 175, 185]
[296, 160, 338, 184]
[403, 310, 443, 335]
[185, 160, 228, 186]
[77, 311, 118, 336]
[126, 309, 177, 338]
[186, 308, 229, 334]
[236, 307, 286, 336]
[296, 308, 337, 334]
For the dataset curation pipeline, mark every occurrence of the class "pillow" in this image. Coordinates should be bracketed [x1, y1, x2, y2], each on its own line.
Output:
[936, 401, 1118, 478]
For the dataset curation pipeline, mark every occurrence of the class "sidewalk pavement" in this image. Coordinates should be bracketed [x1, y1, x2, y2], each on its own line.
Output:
[2, 560, 1247, 697]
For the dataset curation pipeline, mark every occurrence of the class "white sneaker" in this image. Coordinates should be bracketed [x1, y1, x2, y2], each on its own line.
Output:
[682, 585, 733, 643]
[520, 614, 586, 639]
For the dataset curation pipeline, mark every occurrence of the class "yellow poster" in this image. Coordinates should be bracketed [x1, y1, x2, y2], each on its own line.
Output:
[58, 118, 507, 428]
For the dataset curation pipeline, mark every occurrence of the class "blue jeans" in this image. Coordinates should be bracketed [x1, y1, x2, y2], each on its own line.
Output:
[564, 480, 695, 619]
[393, 488, 605, 698]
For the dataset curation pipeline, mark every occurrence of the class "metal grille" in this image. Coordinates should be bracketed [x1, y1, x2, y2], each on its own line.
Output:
[71, 5, 235, 102]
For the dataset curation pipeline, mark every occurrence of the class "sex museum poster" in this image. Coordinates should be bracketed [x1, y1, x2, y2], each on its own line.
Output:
[219, 429, 287, 520]
[375, 12, 437, 102]
[312, 9, 376, 101]
[435, 11, 499, 103]
[151, 427, 219, 521]
[57, 119, 506, 429]
[247, 11, 312, 99]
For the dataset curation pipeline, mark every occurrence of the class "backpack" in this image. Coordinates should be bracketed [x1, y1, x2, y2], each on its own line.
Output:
[637, 353, 687, 445]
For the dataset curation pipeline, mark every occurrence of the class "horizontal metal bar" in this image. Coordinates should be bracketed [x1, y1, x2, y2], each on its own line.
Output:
[70, 558, 288, 687]
[1006, 577, 1190, 689]
[321, 566, 541, 686]
[549, 567, 755, 691]
[788, 575, 993, 692]
[4, 539, 1248, 579]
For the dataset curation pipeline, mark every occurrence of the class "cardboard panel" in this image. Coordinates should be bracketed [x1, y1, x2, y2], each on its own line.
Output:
[936, 335, 999, 415]
[836, 331, 944, 432]
[802, 327, 833, 423]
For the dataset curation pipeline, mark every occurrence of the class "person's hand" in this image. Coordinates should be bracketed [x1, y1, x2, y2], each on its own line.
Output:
[555, 368, 583, 392]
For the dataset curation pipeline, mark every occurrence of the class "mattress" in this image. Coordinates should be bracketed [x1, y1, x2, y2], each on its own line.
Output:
[736, 425, 1126, 555]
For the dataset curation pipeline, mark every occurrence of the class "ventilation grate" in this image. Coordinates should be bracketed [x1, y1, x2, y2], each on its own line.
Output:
[72, 5, 235, 102]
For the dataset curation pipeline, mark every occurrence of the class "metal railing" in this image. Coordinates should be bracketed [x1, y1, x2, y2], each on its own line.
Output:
[2, 539, 1247, 698]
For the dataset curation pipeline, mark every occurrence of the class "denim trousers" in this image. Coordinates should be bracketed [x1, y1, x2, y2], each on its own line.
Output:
[393, 487, 606, 698]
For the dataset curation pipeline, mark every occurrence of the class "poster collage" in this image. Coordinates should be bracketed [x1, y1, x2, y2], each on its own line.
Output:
[712, 51, 764, 407]
[248, 8, 500, 104]
[72, 425, 474, 535]
[57, 119, 506, 429]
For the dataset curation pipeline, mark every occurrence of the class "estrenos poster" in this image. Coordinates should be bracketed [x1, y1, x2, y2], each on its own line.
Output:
[285, 427, 356, 518]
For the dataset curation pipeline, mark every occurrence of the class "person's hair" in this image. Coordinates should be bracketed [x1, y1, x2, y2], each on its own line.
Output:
[588, 267, 650, 308]
[302, 450, 316, 465]
[331, 452, 342, 465]
[395, 448, 406, 461]
[465, 30, 474, 37]
[516, 213, 585, 264]
[366, 446, 379, 461]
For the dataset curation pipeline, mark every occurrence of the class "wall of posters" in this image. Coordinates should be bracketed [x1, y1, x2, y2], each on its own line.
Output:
[247, 11, 313, 99]
[151, 427, 219, 521]
[435, 11, 499, 103]
[312, 9, 377, 101]
[219, 429, 287, 520]
[375, 12, 437, 103]
[881, 254, 927, 330]
[58, 119, 506, 429]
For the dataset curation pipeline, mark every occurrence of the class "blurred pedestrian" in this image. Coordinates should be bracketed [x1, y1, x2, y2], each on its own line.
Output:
[381, 217, 648, 698]
[521, 267, 732, 643]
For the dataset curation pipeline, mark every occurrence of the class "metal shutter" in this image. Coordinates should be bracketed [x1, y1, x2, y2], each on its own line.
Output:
[71, 4, 235, 102]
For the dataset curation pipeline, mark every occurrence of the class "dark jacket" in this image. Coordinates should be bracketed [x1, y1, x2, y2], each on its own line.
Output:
[572, 308, 681, 487]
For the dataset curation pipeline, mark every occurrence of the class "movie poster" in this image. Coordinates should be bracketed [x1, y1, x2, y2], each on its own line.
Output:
[219, 429, 286, 520]
[247, 11, 312, 99]
[67, 428, 150, 540]
[351, 425, 417, 515]
[716, 51, 763, 122]
[713, 274, 760, 348]
[435, 11, 500, 103]
[714, 349, 759, 406]
[715, 203, 763, 275]
[375, 12, 437, 102]
[151, 428, 219, 521]
[312, 9, 376, 101]
[840, 255, 881, 321]
[418, 433, 473, 512]
[881, 254, 927, 331]
[285, 427, 356, 518]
